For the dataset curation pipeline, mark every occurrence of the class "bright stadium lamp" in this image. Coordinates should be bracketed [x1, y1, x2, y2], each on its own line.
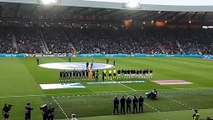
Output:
[40, 0, 58, 4]
[127, 1, 139, 8]
[123, 0, 142, 9]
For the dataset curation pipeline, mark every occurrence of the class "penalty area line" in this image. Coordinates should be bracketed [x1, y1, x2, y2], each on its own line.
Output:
[52, 96, 69, 120]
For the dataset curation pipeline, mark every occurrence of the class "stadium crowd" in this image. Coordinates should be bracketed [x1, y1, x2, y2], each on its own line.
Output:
[0, 26, 213, 55]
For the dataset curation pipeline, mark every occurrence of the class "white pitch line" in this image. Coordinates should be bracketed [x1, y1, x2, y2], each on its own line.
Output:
[109, 79, 136, 91]
[52, 96, 69, 120]
[144, 102, 160, 113]
[118, 82, 137, 91]
[159, 94, 193, 110]
[0, 87, 212, 99]
[0, 94, 44, 98]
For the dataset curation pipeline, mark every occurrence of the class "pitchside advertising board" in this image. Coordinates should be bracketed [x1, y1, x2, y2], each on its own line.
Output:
[0, 54, 26, 57]
[0, 53, 213, 59]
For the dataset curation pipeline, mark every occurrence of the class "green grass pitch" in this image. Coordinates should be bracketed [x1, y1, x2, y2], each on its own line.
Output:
[0, 57, 213, 120]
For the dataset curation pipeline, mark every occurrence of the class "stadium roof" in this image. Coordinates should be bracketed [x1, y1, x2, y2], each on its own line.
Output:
[0, 0, 213, 24]
[1, 0, 213, 11]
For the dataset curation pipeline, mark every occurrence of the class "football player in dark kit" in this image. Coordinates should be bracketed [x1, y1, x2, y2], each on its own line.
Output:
[59, 71, 63, 80]
[62, 71, 66, 80]
[120, 96, 126, 114]
[36, 58, 40, 65]
[113, 60, 115, 66]
[25, 103, 33, 120]
[2, 104, 12, 120]
[68, 56, 71, 62]
[82, 70, 85, 80]
[86, 62, 89, 70]
[138, 96, 144, 113]
[117, 70, 121, 78]
[132, 96, 138, 113]
[126, 96, 131, 114]
[86, 70, 89, 79]
[106, 58, 109, 64]
[95, 69, 99, 81]
[65, 71, 69, 80]
[113, 96, 119, 114]
[102, 70, 105, 82]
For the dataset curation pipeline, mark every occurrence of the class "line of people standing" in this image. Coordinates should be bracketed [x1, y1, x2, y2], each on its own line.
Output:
[113, 96, 144, 115]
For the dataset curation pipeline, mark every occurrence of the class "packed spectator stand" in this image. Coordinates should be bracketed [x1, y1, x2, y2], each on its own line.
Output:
[0, 25, 213, 55]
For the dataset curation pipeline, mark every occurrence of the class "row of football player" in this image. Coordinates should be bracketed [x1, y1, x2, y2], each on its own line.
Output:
[59, 70, 98, 80]
[103, 69, 153, 79]
[59, 69, 153, 81]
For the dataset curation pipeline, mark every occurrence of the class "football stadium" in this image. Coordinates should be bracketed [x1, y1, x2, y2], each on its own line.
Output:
[0, 0, 213, 120]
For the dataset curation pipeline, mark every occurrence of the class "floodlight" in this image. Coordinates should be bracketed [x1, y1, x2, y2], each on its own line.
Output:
[40, 0, 57, 4]
[127, 1, 139, 8]
[124, 0, 142, 8]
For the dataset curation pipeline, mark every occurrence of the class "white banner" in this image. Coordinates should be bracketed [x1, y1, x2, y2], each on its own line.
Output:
[40, 83, 85, 90]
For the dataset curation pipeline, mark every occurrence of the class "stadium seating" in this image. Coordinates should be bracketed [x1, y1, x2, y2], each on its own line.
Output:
[0, 26, 213, 55]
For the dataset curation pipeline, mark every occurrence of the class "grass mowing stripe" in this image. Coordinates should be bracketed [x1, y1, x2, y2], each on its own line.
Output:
[158, 93, 193, 110]
[0, 57, 213, 120]
[144, 102, 160, 113]
[117, 82, 137, 91]
[52, 96, 69, 120]
[0, 87, 212, 99]
[0, 94, 45, 98]
[109, 79, 137, 91]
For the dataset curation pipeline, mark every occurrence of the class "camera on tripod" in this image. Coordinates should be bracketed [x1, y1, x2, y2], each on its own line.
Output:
[5, 104, 13, 110]
[40, 104, 47, 110]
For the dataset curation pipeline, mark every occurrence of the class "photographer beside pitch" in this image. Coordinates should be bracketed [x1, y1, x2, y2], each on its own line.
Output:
[40, 104, 55, 120]
[2, 104, 12, 120]
[192, 109, 199, 120]
[25, 103, 33, 120]
[48, 104, 55, 120]
[40, 104, 49, 120]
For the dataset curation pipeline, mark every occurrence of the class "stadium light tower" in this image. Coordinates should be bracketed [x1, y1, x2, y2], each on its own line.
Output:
[40, 0, 58, 4]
